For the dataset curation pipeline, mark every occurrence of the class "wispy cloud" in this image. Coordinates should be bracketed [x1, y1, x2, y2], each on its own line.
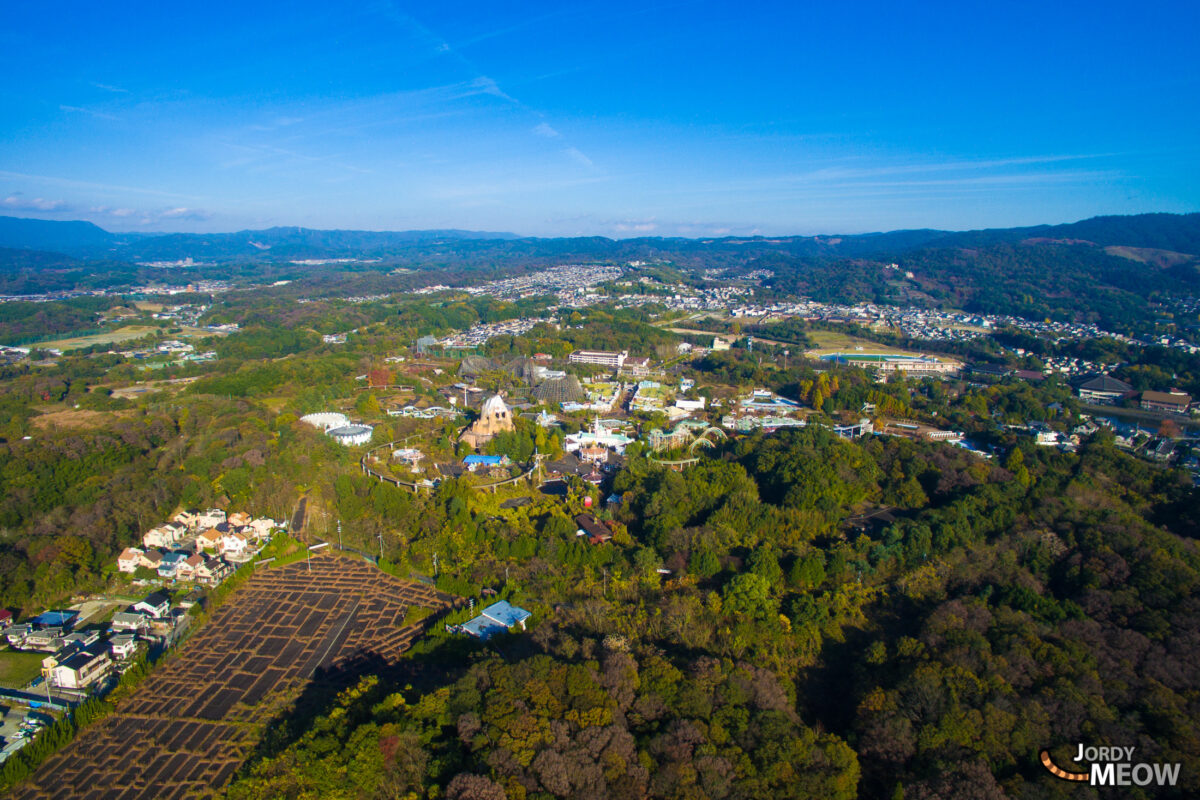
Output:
[215, 141, 373, 176]
[610, 218, 658, 233]
[90, 82, 129, 94]
[532, 122, 560, 138]
[0, 170, 207, 202]
[2, 194, 71, 212]
[89, 204, 213, 227]
[90, 206, 138, 218]
[563, 147, 595, 168]
[59, 104, 119, 121]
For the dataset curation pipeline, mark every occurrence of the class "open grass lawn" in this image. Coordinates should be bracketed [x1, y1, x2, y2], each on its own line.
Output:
[804, 329, 922, 357]
[37, 325, 161, 351]
[0, 649, 47, 688]
[38, 324, 224, 352]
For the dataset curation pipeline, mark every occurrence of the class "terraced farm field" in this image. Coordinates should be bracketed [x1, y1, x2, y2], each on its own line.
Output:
[12, 555, 455, 800]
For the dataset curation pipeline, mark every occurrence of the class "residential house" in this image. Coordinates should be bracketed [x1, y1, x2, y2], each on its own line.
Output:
[46, 642, 112, 690]
[574, 514, 614, 544]
[0, 608, 11, 629]
[137, 550, 163, 571]
[220, 531, 250, 557]
[6, 623, 32, 647]
[194, 557, 232, 586]
[23, 627, 65, 652]
[157, 552, 189, 579]
[109, 634, 139, 660]
[175, 553, 204, 581]
[461, 600, 532, 640]
[248, 518, 277, 539]
[117, 548, 143, 574]
[195, 528, 222, 552]
[196, 508, 227, 529]
[110, 610, 150, 634]
[174, 508, 201, 529]
[142, 525, 180, 549]
[133, 591, 171, 619]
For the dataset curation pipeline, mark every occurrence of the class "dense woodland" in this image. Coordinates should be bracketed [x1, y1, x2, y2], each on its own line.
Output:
[222, 427, 1200, 799]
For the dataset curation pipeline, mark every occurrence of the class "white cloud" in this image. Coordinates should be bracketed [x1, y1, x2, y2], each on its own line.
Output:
[532, 122, 559, 138]
[611, 219, 658, 234]
[2, 194, 69, 212]
[158, 207, 212, 221]
[91, 206, 137, 218]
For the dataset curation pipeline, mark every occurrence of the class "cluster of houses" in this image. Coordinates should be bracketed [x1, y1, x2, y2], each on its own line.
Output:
[118, 509, 279, 583]
[3, 589, 185, 692]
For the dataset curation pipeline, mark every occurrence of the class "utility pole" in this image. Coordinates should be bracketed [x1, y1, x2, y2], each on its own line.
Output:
[378, 530, 384, 561]
[337, 519, 343, 552]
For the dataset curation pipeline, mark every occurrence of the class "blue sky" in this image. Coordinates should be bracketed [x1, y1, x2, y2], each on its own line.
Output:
[1, 1, 1197, 237]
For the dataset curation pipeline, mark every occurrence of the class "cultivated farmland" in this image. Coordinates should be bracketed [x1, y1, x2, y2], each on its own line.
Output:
[12, 555, 455, 800]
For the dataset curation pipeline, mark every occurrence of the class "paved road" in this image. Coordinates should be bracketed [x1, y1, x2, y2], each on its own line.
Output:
[290, 496, 308, 537]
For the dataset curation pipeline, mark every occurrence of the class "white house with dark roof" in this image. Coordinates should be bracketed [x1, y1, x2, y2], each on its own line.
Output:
[45, 642, 112, 689]
[133, 591, 170, 619]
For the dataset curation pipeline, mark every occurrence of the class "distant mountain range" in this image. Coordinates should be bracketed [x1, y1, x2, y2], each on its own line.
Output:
[2, 212, 1198, 265]
[0, 216, 522, 263]
[1, 212, 1198, 337]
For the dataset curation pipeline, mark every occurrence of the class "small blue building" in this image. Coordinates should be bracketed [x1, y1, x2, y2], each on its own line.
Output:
[461, 600, 532, 641]
[462, 454, 508, 471]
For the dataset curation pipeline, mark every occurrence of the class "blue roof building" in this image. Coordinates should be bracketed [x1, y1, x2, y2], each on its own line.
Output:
[32, 610, 78, 629]
[463, 454, 509, 471]
[461, 600, 532, 641]
[463, 454, 505, 466]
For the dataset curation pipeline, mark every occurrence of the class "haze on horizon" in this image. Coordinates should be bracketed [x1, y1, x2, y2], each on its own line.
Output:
[1, 1, 1197, 239]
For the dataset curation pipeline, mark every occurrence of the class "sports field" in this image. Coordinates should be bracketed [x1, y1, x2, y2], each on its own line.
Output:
[38, 324, 222, 352]
[804, 329, 922, 357]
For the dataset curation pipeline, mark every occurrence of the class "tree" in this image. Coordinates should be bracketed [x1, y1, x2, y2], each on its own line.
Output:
[723, 573, 776, 618]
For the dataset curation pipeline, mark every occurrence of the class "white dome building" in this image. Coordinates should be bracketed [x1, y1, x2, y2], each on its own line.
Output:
[300, 412, 350, 432]
[326, 424, 374, 446]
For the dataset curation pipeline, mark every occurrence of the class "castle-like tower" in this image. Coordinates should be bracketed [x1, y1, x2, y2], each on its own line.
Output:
[459, 394, 514, 449]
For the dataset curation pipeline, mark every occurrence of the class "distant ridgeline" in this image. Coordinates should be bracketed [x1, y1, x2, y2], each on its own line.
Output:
[1, 212, 1198, 333]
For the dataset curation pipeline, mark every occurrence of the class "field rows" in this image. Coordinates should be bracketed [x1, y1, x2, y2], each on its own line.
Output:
[13, 556, 454, 800]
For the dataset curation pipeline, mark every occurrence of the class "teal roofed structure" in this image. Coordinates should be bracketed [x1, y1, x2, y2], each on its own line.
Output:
[460, 600, 532, 641]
